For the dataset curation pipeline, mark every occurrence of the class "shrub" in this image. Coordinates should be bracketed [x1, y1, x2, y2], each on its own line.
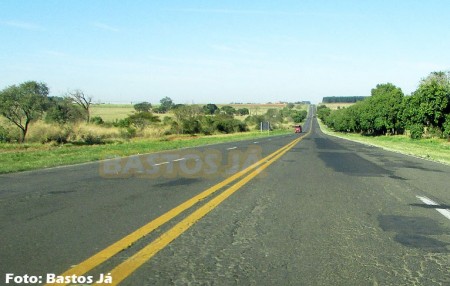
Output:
[120, 127, 136, 139]
[425, 126, 443, 138]
[291, 110, 307, 123]
[127, 112, 160, 129]
[200, 116, 215, 135]
[81, 133, 105, 145]
[113, 118, 131, 128]
[41, 127, 73, 144]
[443, 115, 450, 139]
[409, 124, 424, 139]
[72, 124, 120, 143]
[180, 118, 201, 134]
[90, 116, 104, 125]
[244, 115, 265, 125]
[0, 126, 11, 142]
[214, 118, 248, 133]
[162, 116, 173, 125]
[26, 122, 74, 144]
[45, 98, 85, 124]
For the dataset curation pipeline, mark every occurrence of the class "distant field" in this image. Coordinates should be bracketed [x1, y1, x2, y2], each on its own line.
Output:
[90, 104, 134, 121]
[225, 103, 285, 113]
[320, 103, 355, 110]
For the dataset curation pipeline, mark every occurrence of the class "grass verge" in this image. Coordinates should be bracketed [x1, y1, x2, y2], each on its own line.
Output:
[0, 129, 292, 174]
[318, 120, 450, 165]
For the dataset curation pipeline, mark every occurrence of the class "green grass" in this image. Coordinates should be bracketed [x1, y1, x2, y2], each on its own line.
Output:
[0, 129, 292, 173]
[318, 120, 450, 165]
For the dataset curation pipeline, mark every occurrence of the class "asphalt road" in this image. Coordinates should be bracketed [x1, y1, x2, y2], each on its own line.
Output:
[1, 106, 450, 285]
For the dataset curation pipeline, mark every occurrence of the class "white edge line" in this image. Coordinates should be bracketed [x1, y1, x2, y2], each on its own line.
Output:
[226, 147, 237, 150]
[153, 162, 169, 166]
[172, 158, 185, 162]
[416, 196, 450, 221]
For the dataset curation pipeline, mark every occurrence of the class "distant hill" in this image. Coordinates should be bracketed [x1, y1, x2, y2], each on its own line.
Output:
[322, 96, 367, 103]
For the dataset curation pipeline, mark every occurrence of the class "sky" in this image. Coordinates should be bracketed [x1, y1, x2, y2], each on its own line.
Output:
[1, 0, 450, 104]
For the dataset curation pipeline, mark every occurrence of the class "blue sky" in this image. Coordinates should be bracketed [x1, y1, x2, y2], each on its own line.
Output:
[1, 1, 449, 104]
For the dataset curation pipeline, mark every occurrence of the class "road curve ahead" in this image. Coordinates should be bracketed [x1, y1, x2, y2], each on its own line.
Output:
[1, 107, 450, 285]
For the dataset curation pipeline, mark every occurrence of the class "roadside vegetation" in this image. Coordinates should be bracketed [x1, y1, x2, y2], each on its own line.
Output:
[318, 71, 450, 139]
[0, 82, 309, 173]
[0, 129, 293, 173]
[318, 70, 450, 165]
[318, 120, 450, 165]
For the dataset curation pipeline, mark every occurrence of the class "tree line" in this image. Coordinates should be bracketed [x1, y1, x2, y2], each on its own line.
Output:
[317, 71, 450, 139]
[0, 81, 308, 143]
[120, 102, 306, 136]
[322, 96, 367, 103]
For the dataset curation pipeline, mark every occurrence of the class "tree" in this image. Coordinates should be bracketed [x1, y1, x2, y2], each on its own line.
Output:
[412, 71, 450, 128]
[68, 89, 92, 123]
[46, 96, 85, 124]
[202, 103, 219, 115]
[0, 81, 49, 142]
[159, 96, 174, 113]
[236, 108, 250, 116]
[172, 104, 185, 110]
[221, 105, 236, 115]
[127, 112, 160, 129]
[265, 108, 283, 123]
[173, 105, 202, 122]
[172, 105, 202, 134]
[321, 83, 404, 135]
[368, 83, 404, 134]
[317, 105, 331, 122]
[400, 71, 450, 138]
[134, 102, 152, 113]
[291, 110, 307, 123]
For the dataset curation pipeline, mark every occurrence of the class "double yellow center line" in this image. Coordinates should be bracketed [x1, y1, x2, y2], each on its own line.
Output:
[47, 133, 308, 286]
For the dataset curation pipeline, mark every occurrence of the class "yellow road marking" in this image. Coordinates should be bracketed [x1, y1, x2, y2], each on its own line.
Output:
[46, 136, 302, 286]
[95, 134, 306, 285]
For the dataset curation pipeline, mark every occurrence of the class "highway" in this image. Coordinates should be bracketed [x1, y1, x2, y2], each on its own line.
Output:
[1, 106, 450, 285]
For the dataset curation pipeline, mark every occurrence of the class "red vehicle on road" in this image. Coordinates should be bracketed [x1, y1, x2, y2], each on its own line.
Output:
[294, 125, 302, 133]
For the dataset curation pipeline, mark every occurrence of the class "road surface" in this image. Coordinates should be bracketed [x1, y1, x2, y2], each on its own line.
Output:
[1, 107, 450, 285]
